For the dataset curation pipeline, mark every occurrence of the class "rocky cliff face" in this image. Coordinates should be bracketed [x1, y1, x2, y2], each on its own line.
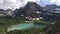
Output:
[13, 2, 42, 17]
[24, 2, 42, 16]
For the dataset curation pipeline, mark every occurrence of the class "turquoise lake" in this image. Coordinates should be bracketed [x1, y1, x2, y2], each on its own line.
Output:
[7, 24, 47, 32]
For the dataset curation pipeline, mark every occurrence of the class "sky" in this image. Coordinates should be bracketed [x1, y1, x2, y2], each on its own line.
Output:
[0, 0, 60, 10]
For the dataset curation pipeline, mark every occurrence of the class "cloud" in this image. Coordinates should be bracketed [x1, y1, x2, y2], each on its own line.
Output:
[50, 0, 56, 3]
[40, 0, 57, 5]
[0, 0, 26, 10]
[56, 0, 60, 5]
[0, 0, 60, 10]
[0, 0, 41, 10]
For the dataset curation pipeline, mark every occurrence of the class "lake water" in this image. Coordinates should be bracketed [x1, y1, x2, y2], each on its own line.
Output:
[7, 24, 47, 32]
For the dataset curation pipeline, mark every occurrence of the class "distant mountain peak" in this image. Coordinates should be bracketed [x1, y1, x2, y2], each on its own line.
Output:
[24, 1, 42, 11]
